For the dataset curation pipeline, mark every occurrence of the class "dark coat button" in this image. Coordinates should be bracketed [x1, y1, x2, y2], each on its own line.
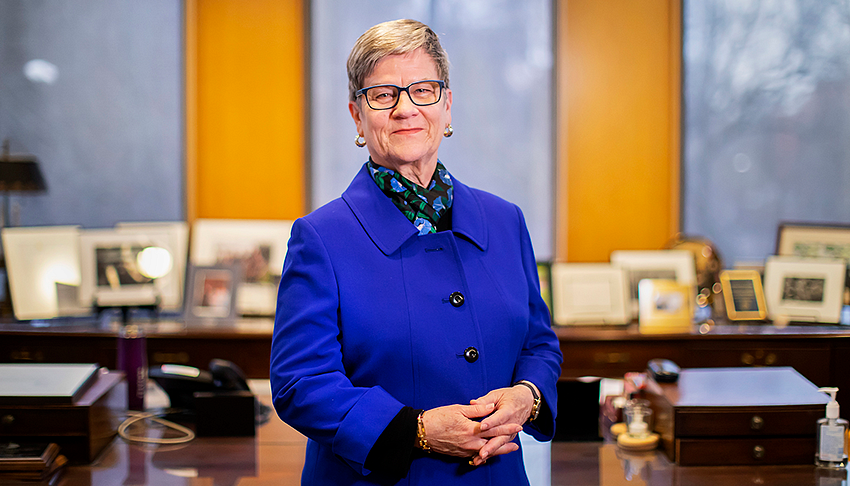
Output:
[450, 292, 464, 307]
[464, 347, 479, 363]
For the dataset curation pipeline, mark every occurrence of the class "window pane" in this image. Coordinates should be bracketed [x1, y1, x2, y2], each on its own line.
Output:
[683, 0, 850, 267]
[310, 0, 554, 259]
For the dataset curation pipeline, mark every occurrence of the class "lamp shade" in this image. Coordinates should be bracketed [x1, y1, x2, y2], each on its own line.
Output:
[0, 156, 47, 193]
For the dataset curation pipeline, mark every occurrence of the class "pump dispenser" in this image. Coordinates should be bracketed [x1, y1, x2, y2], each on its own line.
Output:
[816, 387, 849, 468]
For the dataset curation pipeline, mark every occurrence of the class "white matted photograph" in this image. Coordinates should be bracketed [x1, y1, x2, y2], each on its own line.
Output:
[610, 250, 697, 319]
[763, 256, 846, 324]
[550, 263, 629, 325]
[115, 221, 189, 311]
[190, 219, 293, 316]
[78, 229, 181, 309]
[1, 225, 87, 320]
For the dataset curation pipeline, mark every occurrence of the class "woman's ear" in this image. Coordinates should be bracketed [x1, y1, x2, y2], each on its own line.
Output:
[349, 100, 363, 133]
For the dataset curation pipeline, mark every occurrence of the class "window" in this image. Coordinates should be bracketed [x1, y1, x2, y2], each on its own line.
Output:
[682, 0, 850, 267]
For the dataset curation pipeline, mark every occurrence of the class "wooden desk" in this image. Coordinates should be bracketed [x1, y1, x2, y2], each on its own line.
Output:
[3, 319, 850, 398]
[555, 322, 850, 418]
[0, 318, 274, 379]
[26, 385, 847, 486]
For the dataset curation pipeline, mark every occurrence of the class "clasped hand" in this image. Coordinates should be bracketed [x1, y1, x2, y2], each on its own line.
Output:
[421, 386, 534, 466]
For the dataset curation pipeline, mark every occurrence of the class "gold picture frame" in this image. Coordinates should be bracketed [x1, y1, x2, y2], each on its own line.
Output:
[637, 279, 694, 334]
[719, 270, 767, 321]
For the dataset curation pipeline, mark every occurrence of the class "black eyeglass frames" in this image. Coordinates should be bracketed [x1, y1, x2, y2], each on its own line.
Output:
[355, 80, 445, 110]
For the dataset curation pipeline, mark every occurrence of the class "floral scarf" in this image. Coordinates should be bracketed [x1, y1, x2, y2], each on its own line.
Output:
[367, 159, 453, 235]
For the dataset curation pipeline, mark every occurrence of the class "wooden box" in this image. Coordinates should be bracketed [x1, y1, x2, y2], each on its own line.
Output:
[645, 367, 829, 466]
[0, 369, 125, 464]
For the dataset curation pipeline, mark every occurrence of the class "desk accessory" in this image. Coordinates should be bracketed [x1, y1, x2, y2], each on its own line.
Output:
[815, 387, 848, 468]
[646, 367, 829, 466]
[764, 256, 846, 324]
[0, 368, 123, 463]
[610, 250, 697, 319]
[637, 279, 694, 334]
[550, 263, 629, 325]
[0, 363, 99, 405]
[0, 225, 86, 320]
[190, 218, 293, 316]
[719, 269, 767, 321]
[0, 442, 66, 481]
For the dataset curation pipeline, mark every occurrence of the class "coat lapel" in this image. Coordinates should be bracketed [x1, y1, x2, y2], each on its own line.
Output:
[342, 163, 489, 255]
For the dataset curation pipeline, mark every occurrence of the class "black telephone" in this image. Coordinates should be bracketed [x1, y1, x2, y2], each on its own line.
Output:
[149, 359, 251, 410]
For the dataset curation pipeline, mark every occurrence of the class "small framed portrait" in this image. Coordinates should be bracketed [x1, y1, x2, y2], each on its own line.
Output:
[185, 265, 239, 321]
[719, 269, 767, 321]
[610, 250, 698, 319]
[79, 229, 181, 308]
[190, 219, 292, 316]
[637, 279, 694, 334]
[550, 263, 630, 325]
[763, 256, 846, 324]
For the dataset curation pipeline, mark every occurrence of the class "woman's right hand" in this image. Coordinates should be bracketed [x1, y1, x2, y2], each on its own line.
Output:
[421, 402, 499, 457]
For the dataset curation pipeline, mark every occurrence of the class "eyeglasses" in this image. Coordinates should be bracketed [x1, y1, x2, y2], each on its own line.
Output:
[355, 80, 445, 110]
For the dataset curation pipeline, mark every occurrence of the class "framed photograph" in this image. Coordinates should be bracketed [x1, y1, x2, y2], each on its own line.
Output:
[1, 225, 88, 320]
[719, 269, 767, 321]
[764, 256, 846, 324]
[190, 219, 293, 316]
[776, 222, 850, 260]
[78, 229, 181, 308]
[610, 250, 697, 319]
[115, 221, 189, 312]
[184, 265, 239, 321]
[776, 222, 850, 306]
[637, 279, 694, 334]
[537, 261, 553, 315]
[550, 263, 630, 325]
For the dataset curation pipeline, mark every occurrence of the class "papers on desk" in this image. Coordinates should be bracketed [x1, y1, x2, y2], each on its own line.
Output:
[0, 363, 100, 405]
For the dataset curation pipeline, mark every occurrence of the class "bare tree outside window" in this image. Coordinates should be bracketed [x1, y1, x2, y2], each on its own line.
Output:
[683, 0, 850, 267]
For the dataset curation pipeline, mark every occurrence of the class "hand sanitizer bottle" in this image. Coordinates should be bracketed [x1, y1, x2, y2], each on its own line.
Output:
[816, 387, 849, 468]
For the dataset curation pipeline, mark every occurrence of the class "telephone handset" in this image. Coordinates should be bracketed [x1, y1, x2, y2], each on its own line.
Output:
[149, 359, 251, 410]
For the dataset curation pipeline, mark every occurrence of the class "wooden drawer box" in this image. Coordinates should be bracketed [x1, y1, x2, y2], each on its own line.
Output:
[646, 367, 828, 466]
[0, 371, 124, 464]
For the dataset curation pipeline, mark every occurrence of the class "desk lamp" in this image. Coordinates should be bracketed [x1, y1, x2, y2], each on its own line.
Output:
[0, 139, 47, 318]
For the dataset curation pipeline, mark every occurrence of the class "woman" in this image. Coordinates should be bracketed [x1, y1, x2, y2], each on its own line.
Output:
[271, 19, 562, 485]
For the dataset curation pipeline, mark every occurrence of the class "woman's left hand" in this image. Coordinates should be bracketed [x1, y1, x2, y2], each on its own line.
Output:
[468, 385, 535, 465]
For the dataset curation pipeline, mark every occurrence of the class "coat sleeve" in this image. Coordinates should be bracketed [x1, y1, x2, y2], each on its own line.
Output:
[270, 217, 404, 476]
[511, 206, 563, 441]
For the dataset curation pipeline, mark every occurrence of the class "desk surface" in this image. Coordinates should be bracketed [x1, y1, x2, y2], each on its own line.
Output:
[22, 382, 844, 486]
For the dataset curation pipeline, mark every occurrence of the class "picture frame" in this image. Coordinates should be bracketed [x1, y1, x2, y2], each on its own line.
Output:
[1, 225, 88, 320]
[78, 228, 181, 309]
[776, 222, 850, 306]
[776, 222, 850, 260]
[610, 250, 698, 319]
[190, 219, 293, 316]
[536, 261, 553, 315]
[719, 269, 767, 321]
[637, 279, 694, 334]
[763, 256, 846, 324]
[184, 264, 239, 322]
[115, 221, 189, 312]
[550, 263, 630, 325]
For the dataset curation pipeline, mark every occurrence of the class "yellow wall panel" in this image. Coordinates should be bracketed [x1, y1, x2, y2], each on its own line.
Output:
[557, 0, 680, 262]
[188, 0, 306, 221]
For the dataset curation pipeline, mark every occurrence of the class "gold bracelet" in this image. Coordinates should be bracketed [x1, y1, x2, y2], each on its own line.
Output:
[513, 380, 542, 422]
[416, 411, 431, 452]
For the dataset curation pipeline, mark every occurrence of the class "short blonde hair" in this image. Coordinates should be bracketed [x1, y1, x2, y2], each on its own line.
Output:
[347, 19, 450, 102]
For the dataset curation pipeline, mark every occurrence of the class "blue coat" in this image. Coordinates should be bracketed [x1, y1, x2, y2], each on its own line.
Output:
[270, 163, 563, 485]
